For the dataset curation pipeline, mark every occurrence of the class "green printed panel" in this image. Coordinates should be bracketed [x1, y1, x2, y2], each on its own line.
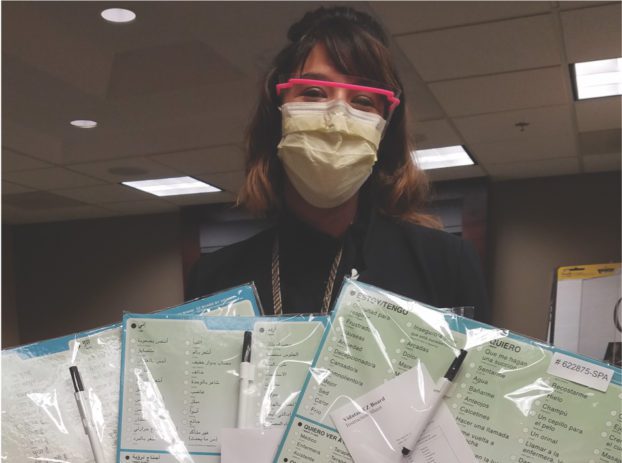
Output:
[120, 319, 242, 454]
[247, 321, 325, 427]
[274, 280, 622, 463]
[445, 341, 622, 463]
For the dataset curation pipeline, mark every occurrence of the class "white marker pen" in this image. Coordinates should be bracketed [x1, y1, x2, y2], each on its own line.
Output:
[237, 331, 255, 427]
[402, 349, 468, 457]
[69, 366, 105, 463]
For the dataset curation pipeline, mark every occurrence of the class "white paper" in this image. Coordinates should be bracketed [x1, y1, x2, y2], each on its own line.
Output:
[331, 364, 476, 463]
[547, 352, 614, 392]
[219, 426, 284, 463]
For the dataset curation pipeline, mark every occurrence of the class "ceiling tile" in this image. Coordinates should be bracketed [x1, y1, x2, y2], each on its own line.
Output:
[411, 119, 464, 149]
[471, 134, 577, 164]
[107, 40, 245, 99]
[578, 129, 621, 156]
[62, 114, 246, 163]
[561, 3, 622, 63]
[454, 105, 574, 144]
[101, 200, 179, 215]
[582, 152, 622, 173]
[575, 97, 622, 132]
[151, 145, 246, 175]
[426, 165, 487, 182]
[66, 157, 183, 183]
[3, 167, 104, 190]
[396, 15, 560, 82]
[53, 184, 154, 204]
[372, 1, 550, 34]
[430, 67, 568, 117]
[2, 191, 87, 210]
[3, 119, 64, 164]
[487, 157, 580, 180]
[2, 181, 35, 195]
[2, 148, 53, 172]
[400, 67, 447, 122]
[558, 2, 616, 10]
[3, 3, 113, 97]
[196, 171, 246, 194]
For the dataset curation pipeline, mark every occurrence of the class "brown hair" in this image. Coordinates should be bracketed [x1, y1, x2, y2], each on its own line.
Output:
[238, 6, 441, 228]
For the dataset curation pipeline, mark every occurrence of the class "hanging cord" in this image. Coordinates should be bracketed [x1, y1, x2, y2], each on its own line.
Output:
[271, 235, 343, 315]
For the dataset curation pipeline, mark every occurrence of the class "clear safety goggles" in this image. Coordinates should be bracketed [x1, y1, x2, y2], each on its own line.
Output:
[276, 75, 401, 119]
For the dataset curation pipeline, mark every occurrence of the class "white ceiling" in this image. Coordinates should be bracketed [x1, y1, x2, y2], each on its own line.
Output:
[2, 1, 621, 224]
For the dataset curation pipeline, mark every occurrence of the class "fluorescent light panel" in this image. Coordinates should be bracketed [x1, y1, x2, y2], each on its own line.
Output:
[413, 145, 474, 170]
[123, 177, 221, 197]
[574, 57, 622, 100]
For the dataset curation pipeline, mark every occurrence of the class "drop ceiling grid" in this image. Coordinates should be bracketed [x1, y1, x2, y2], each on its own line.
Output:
[2, 167, 105, 191]
[2, 148, 54, 172]
[395, 14, 561, 82]
[2, 4, 114, 98]
[59, 113, 247, 165]
[560, 3, 622, 63]
[429, 66, 569, 118]
[3, 119, 65, 164]
[452, 105, 575, 145]
[575, 98, 622, 132]
[470, 132, 579, 165]
[1, 2, 620, 225]
[2, 182, 35, 195]
[411, 119, 464, 150]
[372, 1, 552, 35]
[64, 157, 187, 184]
[149, 145, 247, 176]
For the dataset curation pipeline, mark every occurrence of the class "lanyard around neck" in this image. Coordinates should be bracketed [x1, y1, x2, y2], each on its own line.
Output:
[271, 235, 343, 315]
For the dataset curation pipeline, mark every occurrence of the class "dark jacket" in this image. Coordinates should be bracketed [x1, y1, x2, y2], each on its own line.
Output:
[186, 207, 490, 323]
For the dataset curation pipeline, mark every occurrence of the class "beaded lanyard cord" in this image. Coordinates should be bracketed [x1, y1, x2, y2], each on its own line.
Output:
[271, 236, 343, 315]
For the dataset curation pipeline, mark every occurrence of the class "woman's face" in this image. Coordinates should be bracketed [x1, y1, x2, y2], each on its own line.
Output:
[280, 43, 388, 117]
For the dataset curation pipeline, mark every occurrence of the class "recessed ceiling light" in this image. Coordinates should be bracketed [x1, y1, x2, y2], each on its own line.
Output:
[101, 8, 136, 23]
[70, 120, 98, 129]
[122, 176, 222, 197]
[412, 146, 474, 170]
[573, 57, 622, 100]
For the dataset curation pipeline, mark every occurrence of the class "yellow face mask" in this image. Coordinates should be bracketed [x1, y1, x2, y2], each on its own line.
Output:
[277, 100, 386, 209]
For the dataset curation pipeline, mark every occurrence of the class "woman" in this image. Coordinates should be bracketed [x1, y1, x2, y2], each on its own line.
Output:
[187, 6, 490, 322]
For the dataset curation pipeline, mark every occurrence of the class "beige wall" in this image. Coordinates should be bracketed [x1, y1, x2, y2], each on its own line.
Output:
[7, 213, 184, 347]
[488, 172, 621, 341]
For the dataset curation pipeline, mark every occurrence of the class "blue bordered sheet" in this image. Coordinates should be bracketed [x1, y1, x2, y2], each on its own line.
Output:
[117, 313, 328, 463]
[1, 283, 262, 463]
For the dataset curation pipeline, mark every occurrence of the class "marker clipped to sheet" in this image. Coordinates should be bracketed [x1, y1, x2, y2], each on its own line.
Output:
[69, 366, 105, 463]
[401, 349, 468, 457]
[237, 330, 255, 427]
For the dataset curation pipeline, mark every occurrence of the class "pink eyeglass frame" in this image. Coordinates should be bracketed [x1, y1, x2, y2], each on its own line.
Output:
[276, 78, 401, 112]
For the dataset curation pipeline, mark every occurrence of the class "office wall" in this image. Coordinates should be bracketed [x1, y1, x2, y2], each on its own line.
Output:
[488, 172, 621, 341]
[8, 213, 184, 346]
[2, 226, 20, 347]
[5, 172, 620, 347]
